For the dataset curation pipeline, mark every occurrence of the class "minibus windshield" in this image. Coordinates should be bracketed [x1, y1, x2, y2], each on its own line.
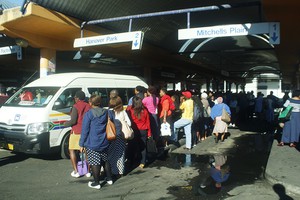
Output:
[5, 87, 60, 107]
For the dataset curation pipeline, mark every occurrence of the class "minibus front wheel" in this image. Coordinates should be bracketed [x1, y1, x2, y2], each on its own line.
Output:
[60, 133, 70, 159]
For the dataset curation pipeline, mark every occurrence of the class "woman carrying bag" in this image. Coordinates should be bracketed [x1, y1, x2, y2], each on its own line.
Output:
[108, 93, 131, 178]
[127, 96, 152, 169]
[210, 97, 231, 143]
[277, 90, 300, 147]
[79, 95, 113, 189]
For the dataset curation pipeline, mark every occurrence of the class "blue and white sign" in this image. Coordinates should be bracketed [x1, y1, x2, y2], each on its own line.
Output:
[0, 45, 22, 60]
[74, 31, 144, 50]
[178, 22, 280, 45]
[269, 22, 280, 44]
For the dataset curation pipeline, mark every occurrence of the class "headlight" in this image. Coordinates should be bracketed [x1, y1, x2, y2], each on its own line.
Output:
[27, 122, 50, 135]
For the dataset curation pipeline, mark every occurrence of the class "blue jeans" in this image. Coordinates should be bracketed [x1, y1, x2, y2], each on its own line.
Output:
[172, 118, 193, 148]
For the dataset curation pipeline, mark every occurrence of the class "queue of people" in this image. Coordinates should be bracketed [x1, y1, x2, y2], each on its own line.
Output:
[63, 85, 300, 190]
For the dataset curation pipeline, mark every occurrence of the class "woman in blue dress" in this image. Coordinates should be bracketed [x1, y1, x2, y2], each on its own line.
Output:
[278, 90, 300, 147]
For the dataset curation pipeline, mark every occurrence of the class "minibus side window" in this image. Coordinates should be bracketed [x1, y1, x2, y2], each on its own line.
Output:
[87, 88, 136, 107]
[125, 88, 135, 105]
[53, 88, 81, 110]
[117, 88, 132, 105]
[87, 88, 108, 107]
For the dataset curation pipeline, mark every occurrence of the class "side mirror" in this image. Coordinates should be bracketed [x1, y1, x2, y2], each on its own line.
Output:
[53, 99, 64, 110]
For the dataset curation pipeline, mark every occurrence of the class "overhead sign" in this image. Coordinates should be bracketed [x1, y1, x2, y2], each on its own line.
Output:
[74, 31, 144, 50]
[0, 45, 22, 60]
[178, 22, 280, 44]
[269, 22, 280, 44]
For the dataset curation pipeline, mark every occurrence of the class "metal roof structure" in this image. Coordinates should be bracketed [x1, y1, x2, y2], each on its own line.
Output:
[0, 0, 299, 89]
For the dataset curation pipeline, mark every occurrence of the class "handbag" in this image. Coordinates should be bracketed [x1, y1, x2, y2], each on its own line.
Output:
[160, 122, 171, 136]
[146, 137, 157, 153]
[77, 151, 88, 176]
[221, 106, 231, 123]
[278, 105, 293, 122]
[106, 110, 116, 141]
[121, 111, 134, 140]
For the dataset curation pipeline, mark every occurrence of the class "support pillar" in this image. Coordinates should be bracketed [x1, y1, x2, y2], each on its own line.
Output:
[252, 77, 258, 96]
[40, 48, 56, 78]
[206, 78, 211, 92]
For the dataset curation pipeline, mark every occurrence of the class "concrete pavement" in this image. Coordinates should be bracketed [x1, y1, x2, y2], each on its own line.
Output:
[168, 126, 300, 197]
[265, 141, 300, 196]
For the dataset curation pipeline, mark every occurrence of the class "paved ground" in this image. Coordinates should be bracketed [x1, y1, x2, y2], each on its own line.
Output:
[0, 122, 300, 199]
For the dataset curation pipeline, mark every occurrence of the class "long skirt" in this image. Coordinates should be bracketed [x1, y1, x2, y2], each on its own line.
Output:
[212, 116, 228, 134]
[108, 135, 126, 175]
[282, 112, 300, 143]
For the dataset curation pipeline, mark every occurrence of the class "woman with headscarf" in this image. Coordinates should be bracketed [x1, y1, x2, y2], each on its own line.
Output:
[200, 92, 212, 141]
[210, 97, 231, 143]
[79, 95, 112, 189]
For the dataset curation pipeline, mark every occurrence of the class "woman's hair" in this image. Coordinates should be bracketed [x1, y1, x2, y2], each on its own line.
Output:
[132, 96, 143, 119]
[109, 96, 123, 112]
[160, 88, 167, 94]
[148, 86, 157, 107]
[89, 95, 101, 106]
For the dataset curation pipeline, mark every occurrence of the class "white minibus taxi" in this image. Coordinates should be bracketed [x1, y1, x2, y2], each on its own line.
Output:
[0, 72, 147, 158]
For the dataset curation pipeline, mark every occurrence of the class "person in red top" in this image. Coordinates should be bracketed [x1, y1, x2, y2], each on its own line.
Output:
[159, 88, 173, 147]
[127, 96, 151, 168]
[64, 90, 91, 178]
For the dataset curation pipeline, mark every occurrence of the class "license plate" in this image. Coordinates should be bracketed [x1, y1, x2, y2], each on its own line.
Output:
[8, 143, 14, 150]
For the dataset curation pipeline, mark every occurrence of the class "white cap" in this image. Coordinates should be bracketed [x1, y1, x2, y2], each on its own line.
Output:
[201, 93, 208, 99]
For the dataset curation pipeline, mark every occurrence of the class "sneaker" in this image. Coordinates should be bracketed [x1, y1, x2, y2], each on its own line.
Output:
[99, 177, 113, 185]
[71, 171, 80, 178]
[85, 172, 91, 178]
[107, 180, 113, 185]
[88, 181, 101, 189]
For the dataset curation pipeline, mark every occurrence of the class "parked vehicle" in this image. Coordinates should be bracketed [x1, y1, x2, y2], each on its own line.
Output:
[0, 72, 147, 158]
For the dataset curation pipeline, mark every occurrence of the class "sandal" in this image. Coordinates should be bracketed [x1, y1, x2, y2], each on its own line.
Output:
[289, 143, 296, 148]
[277, 142, 284, 146]
[139, 164, 145, 169]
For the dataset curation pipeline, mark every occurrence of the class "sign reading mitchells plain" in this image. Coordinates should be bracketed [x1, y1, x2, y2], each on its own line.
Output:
[178, 22, 280, 44]
[74, 31, 144, 50]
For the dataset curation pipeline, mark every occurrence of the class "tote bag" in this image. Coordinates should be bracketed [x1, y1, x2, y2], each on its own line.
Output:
[121, 111, 134, 140]
[106, 111, 116, 141]
[278, 105, 293, 122]
[77, 151, 88, 176]
[221, 106, 231, 123]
